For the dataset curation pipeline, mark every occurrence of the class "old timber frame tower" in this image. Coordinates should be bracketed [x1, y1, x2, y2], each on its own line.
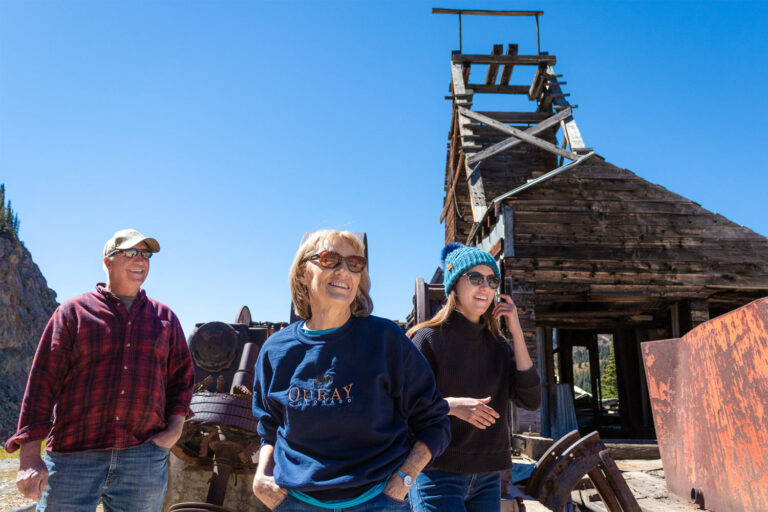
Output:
[435, 9, 768, 439]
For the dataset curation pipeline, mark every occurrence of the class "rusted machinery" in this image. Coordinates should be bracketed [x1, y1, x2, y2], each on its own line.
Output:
[169, 306, 286, 512]
[642, 297, 768, 512]
[525, 430, 641, 512]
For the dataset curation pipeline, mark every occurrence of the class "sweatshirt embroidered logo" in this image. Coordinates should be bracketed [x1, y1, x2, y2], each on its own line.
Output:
[288, 382, 354, 407]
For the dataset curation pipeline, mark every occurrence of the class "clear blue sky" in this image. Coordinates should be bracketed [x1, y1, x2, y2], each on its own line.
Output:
[2, 1, 766, 336]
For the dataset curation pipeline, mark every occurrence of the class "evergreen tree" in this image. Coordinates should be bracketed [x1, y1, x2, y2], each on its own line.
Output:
[600, 343, 618, 398]
[0, 184, 20, 240]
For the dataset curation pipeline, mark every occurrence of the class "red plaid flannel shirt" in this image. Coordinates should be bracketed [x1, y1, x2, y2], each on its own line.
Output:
[4, 284, 194, 453]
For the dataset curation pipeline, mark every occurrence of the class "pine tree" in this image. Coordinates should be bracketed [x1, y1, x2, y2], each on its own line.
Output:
[0, 183, 20, 240]
[600, 344, 618, 399]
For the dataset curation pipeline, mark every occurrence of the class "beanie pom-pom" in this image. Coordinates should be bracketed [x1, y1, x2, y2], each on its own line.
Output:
[440, 242, 465, 269]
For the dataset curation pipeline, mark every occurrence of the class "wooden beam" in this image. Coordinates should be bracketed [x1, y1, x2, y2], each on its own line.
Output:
[440, 153, 465, 222]
[452, 54, 556, 66]
[432, 8, 544, 16]
[489, 237, 503, 258]
[485, 44, 504, 85]
[459, 107, 581, 161]
[545, 65, 586, 149]
[538, 309, 651, 320]
[499, 44, 518, 85]
[529, 64, 547, 100]
[451, 63, 487, 220]
[470, 111, 552, 124]
[465, 84, 529, 94]
[440, 113, 461, 223]
[467, 107, 571, 165]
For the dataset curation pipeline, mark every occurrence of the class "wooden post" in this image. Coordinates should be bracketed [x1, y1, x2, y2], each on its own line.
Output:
[688, 298, 709, 329]
[537, 326, 555, 438]
[507, 277, 539, 433]
[669, 302, 681, 338]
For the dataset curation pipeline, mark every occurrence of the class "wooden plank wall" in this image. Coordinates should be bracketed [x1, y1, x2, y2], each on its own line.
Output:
[502, 158, 768, 306]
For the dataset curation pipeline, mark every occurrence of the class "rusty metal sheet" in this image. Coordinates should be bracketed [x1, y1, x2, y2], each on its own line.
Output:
[642, 297, 768, 512]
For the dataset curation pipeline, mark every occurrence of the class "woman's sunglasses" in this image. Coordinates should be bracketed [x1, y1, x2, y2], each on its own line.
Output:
[307, 250, 367, 273]
[463, 272, 500, 289]
[107, 248, 153, 259]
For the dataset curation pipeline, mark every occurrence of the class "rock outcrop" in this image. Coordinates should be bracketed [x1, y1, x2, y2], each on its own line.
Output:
[0, 236, 58, 442]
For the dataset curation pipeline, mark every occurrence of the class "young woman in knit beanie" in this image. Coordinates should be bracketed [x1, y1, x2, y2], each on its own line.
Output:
[406, 242, 541, 512]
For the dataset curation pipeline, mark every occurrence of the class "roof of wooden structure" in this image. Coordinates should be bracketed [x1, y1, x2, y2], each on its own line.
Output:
[441, 43, 768, 327]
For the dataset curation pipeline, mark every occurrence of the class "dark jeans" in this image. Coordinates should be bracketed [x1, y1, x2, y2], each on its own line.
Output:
[37, 441, 169, 512]
[408, 470, 501, 512]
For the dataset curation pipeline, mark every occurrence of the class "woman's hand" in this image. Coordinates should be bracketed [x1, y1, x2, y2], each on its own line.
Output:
[492, 294, 523, 337]
[446, 396, 500, 429]
[252, 444, 287, 510]
[252, 473, 287, 510]
[492, 294, 534, 371]
[383, 474, 410, 501]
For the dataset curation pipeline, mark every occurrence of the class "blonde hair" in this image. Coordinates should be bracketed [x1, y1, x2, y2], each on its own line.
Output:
[406, 290, 503, 340]
[289, 230, 373, 320]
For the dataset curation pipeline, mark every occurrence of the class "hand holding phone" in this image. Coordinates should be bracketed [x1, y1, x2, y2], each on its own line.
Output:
[492, 294, 523, 336]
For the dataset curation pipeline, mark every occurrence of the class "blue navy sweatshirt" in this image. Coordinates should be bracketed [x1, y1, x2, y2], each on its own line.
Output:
[252, 315, 450, 499]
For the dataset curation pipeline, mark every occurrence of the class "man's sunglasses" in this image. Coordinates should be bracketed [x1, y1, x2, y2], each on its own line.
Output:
[107, 248, 153, 259]
[307, 250, 367, 273]
[463, 272, 500, 289]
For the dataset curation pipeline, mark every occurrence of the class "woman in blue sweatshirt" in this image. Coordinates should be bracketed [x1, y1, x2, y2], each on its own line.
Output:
[252, 230, 450, 511]
[406, 243, 541, 512]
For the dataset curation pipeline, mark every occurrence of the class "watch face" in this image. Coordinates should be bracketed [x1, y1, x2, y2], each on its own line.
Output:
[403, 475, 413, 486]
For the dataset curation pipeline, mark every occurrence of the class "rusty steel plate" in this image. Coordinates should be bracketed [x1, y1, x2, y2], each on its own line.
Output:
[642, 297, 768, 512]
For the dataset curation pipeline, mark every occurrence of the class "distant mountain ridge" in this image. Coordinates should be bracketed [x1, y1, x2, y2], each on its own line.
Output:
[0, 235, 58, 442]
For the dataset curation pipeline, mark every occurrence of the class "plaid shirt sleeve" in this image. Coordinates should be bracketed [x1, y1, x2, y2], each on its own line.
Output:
[4, 305, 75, 452]
[163, 312, 194, 418]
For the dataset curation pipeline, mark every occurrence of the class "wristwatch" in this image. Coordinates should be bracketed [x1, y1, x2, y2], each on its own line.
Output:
[397, 470, 413, 486]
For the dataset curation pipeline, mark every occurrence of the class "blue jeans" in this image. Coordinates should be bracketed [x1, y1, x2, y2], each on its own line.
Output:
[273, 492, 409, 511]
[37, 441, 169, 512]
[408, 470, 501, 512]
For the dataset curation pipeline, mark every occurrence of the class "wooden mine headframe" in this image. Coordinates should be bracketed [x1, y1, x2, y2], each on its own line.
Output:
[434, 7, 592, 234]
[430, 8, 768, 440]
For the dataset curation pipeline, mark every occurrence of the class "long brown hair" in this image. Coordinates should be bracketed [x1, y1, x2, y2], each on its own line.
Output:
[406, 290, 503, 340]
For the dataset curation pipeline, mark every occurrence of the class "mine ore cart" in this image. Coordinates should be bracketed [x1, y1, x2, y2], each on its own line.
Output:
[169, 306, 286, 512]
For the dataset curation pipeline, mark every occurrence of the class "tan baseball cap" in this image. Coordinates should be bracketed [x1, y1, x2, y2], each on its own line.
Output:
[103, 229, 160, 257]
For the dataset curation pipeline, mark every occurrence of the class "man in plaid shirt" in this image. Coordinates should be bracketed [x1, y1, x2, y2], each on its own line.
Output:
[5, 229, 194, 511]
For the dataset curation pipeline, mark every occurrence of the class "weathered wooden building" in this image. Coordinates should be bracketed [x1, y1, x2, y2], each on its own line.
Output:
[428, 10, 768, 440]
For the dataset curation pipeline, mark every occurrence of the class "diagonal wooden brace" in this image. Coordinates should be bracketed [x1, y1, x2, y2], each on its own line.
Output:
[459, 107, 580, 162]
[466, 107, 572, 165]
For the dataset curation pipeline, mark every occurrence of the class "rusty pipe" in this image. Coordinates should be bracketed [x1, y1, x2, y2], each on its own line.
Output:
[230, 343, 257, 393]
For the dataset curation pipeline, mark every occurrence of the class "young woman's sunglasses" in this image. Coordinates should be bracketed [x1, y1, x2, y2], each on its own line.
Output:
[107, 248, 153, 259]
[307, 250, 367, 273]
[463, 272, 500, 289]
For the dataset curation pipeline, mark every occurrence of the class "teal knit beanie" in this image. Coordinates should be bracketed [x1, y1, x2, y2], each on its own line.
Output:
[441, 242, 500, 297]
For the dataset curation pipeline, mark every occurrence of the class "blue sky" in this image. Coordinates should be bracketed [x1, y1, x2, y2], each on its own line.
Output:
[2, 1, 766, 336]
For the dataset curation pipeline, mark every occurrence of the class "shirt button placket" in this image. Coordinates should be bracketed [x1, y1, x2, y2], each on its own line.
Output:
[117, 317, 132, 444]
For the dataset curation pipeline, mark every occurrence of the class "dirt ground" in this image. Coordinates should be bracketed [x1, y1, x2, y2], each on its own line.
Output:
[1, 458, 35, 510]
[0, 459, 105, 512]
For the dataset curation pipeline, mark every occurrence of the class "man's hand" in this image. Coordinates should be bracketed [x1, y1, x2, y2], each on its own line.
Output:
[151, 414, 185, 449]
[252, 474, 287, 510]
[16, 441, 48, 500]
[446, 396, 500, 429]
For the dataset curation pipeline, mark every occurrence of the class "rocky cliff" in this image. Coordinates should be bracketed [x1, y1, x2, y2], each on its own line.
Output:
[0, 236, 58, 442]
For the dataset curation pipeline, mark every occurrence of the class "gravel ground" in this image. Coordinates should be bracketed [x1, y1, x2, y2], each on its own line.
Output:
[0, 458, 36, 511]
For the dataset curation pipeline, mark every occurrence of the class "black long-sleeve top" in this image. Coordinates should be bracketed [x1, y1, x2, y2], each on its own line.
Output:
[411, 310, 541, 473]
